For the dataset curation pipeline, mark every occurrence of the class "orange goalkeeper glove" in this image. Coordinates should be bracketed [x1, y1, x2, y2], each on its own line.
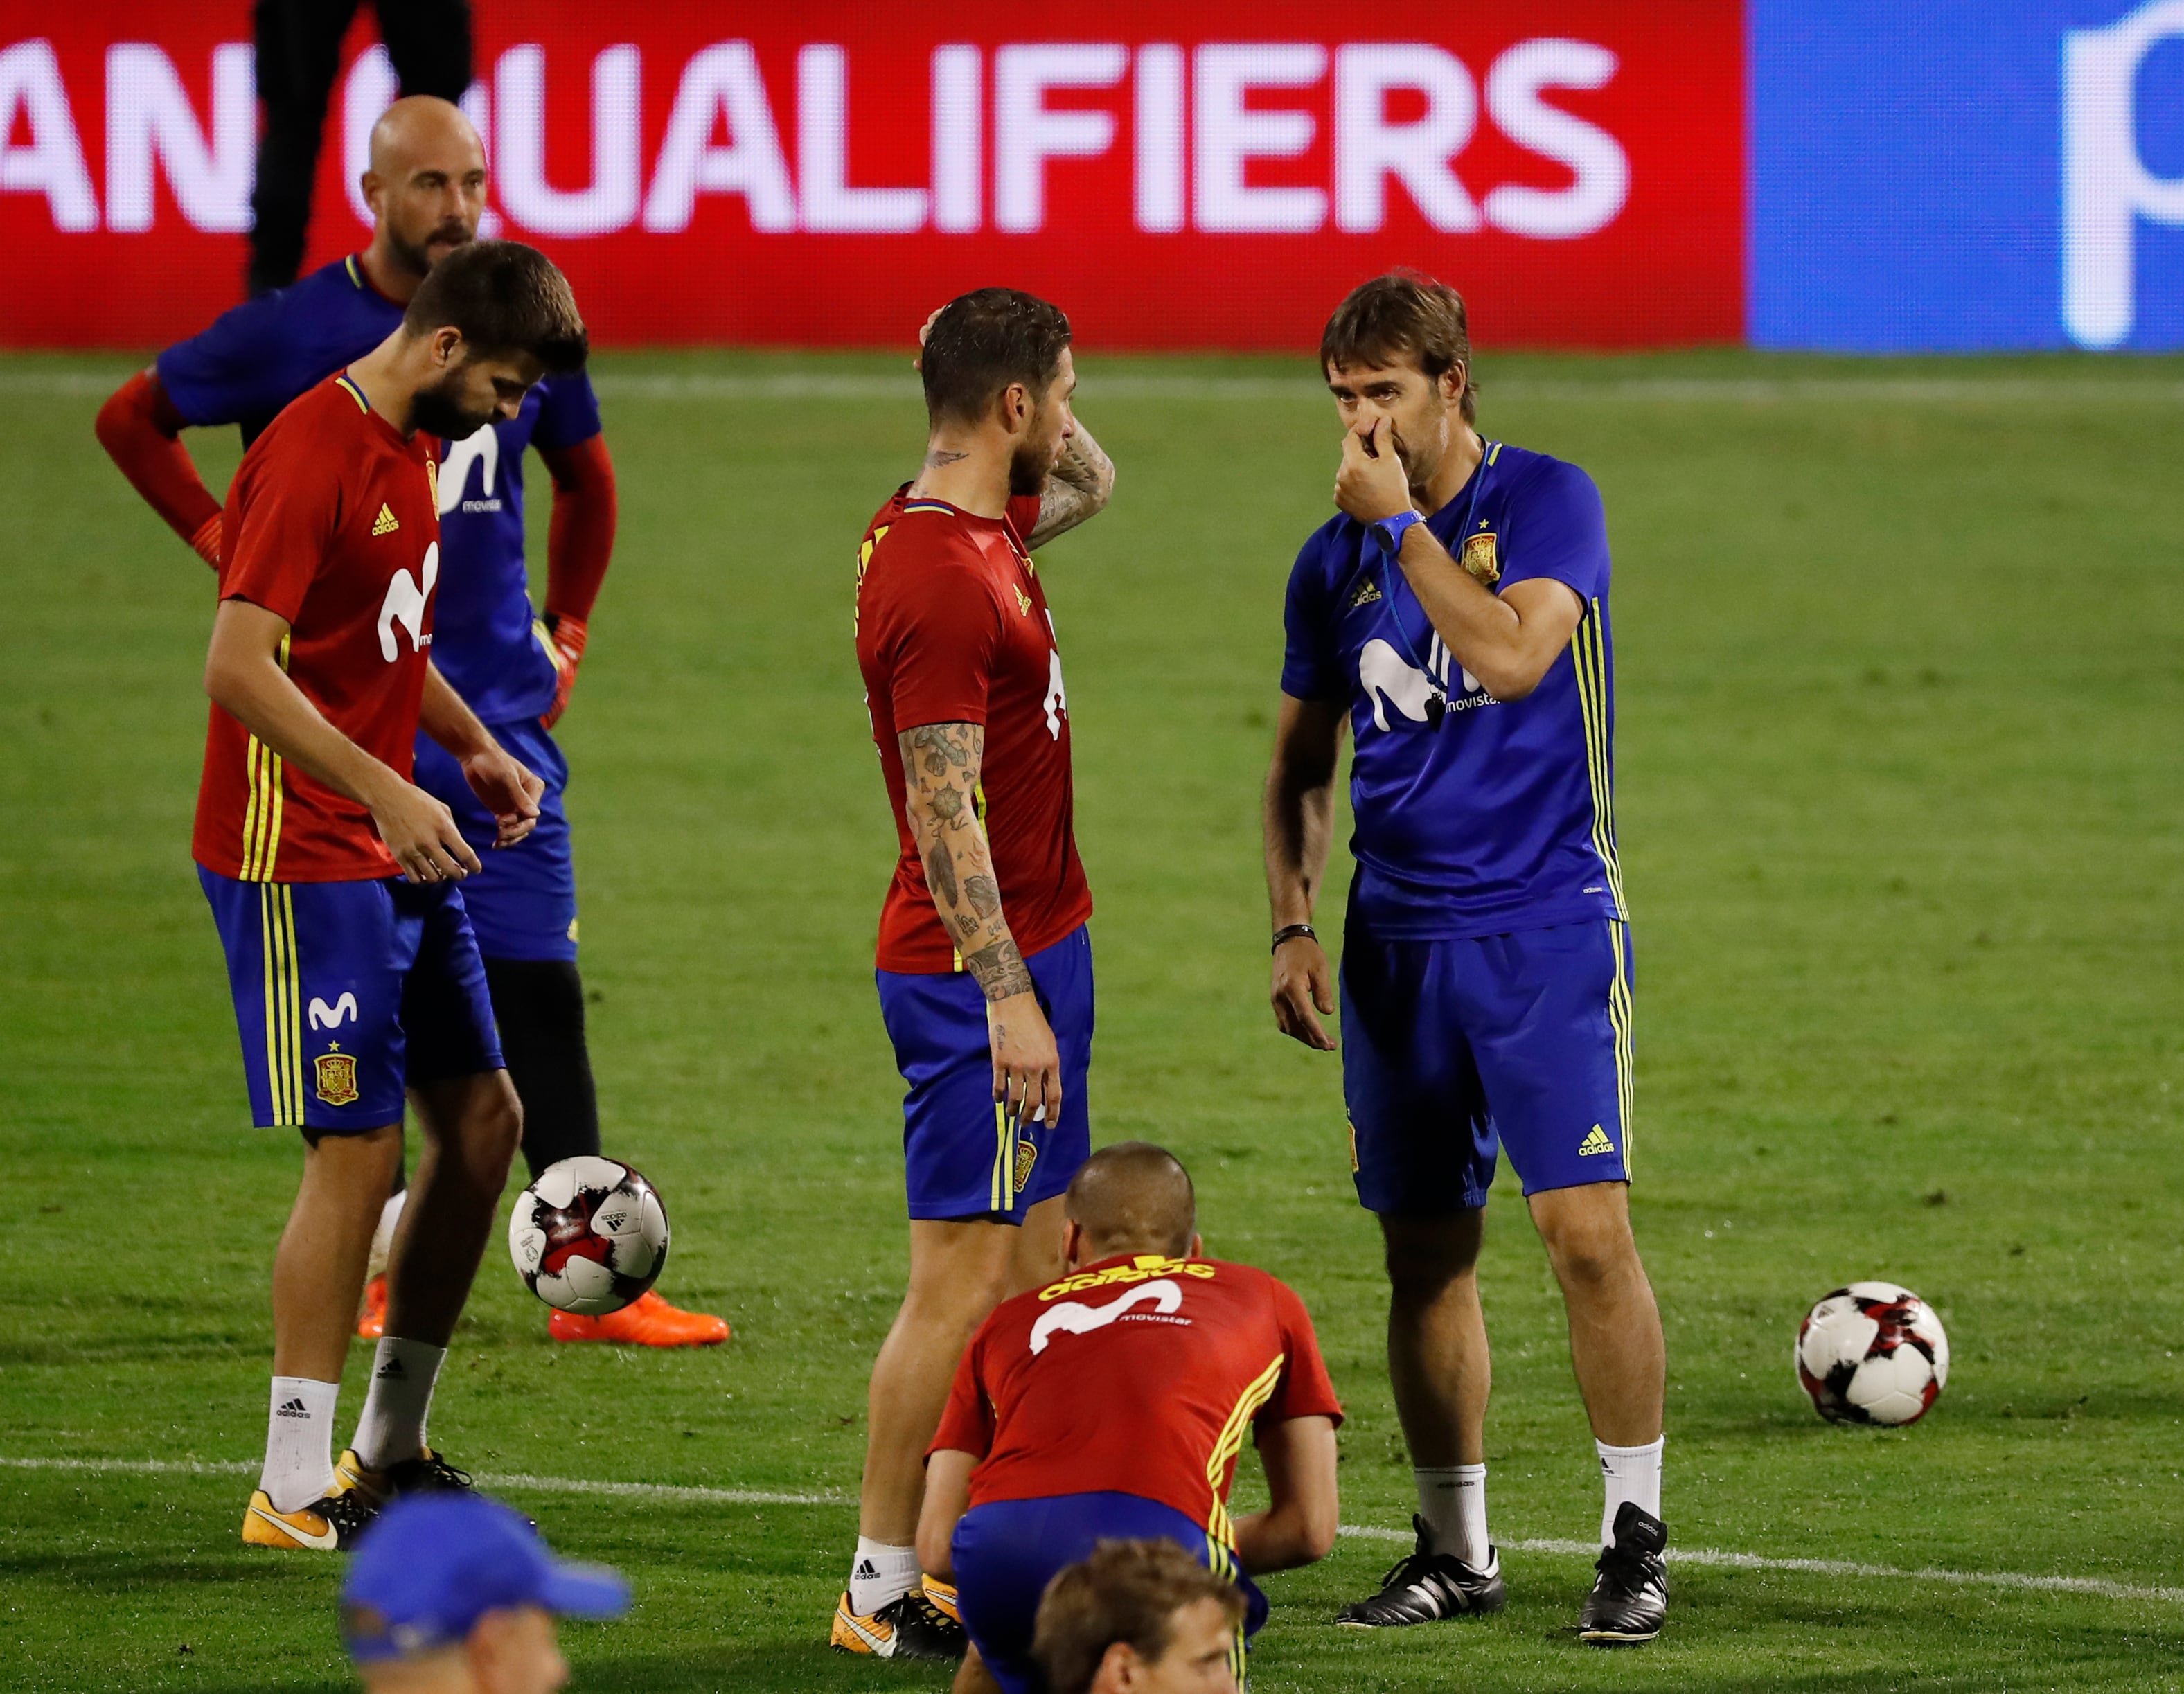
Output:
[541, 613, 588, 729]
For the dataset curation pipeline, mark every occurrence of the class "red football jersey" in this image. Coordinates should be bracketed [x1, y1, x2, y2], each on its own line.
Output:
[192, 373, 441, 882]
[855, 488, 1093, 973]
[931, 1254, 1343, 1545]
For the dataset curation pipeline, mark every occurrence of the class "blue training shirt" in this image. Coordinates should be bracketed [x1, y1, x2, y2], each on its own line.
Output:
[1280, 441, 1627, 940]
[156, 252, 603, 725]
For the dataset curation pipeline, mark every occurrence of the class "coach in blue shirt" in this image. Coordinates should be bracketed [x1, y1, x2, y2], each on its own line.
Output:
[1261, 272, 1668, 1647]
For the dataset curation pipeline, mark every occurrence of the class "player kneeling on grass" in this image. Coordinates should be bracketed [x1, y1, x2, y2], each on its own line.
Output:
[196, 241, 586, 1550]
[914, 1143, 1340, 1694]
[1032, 1540, 1251, 1694]
[341, 1492, 627, 1694]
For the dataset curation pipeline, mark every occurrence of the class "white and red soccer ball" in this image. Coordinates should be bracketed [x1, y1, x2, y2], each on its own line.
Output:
[508, 1156, 671, 1315]
[1796, 1281, 1950, 1426]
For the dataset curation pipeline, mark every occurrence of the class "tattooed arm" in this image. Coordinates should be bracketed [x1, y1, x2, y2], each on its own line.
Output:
[898, 720, 1061, 1127]
[1026, 422, 1116, 548]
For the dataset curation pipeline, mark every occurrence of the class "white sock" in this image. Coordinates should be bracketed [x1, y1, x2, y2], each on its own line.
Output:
[1597, 1436, 1664, 1546]
[849, 1537, 921, 1616]
[1415, 1465, 1491, 1568]
[261, 1377, 340, 1513]
[350, 1336, 447, 1469]
[366, 1186, 407, 1283]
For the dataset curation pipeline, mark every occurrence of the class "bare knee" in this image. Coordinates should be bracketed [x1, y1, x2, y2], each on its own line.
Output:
[1532, 1191, 1637, 1290]
[1381, 1210, 1484, 1307]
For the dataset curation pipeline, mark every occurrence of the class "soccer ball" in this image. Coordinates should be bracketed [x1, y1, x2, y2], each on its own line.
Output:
[507, 1156, 670, 1314]
[1796, 1281, 1950, 1426]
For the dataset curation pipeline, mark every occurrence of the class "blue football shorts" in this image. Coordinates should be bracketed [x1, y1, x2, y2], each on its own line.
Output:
[952, 1492, 1264, 1694]
[411, 715, 577, 963]
[1340, 919, 1635, 1211]
[199, 868, 504, 1134]
[875, 925, 1092, 1222]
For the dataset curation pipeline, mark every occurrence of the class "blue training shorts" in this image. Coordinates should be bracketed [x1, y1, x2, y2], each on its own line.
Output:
[411, 716, 577, 963]
[952, 1492, 1264, 1694]
[1341, 919, 1635, 1211]
[199, 868, 503, 1134]
[876, 925, 1092, 1222]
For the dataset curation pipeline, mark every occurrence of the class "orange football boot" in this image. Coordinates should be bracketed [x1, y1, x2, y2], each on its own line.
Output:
[356, 1275, 387, 1340]
[547, 1289, 729, 1347]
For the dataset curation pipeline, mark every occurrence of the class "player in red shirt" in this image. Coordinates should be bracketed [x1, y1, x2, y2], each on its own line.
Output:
[913, 1143, 1342, 1694]
[195, 241, 587, 1552]
[836, 290, 1117, 1658]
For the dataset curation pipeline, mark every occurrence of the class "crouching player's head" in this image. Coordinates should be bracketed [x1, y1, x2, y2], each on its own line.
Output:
[1061, 1141, 1202, 1269]
[1033, 1540, 1248, 1694]
[341, 1493, 627, 1694]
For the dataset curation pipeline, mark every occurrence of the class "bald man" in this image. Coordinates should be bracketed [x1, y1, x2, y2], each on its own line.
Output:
[914, 1145, 1342, 1694]
[96, 97, 728, 1363]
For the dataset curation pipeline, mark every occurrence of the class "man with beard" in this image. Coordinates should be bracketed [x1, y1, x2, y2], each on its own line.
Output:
[1263, 272, 1669, 1645]
[195, 240, 583, 1550]
[96, 96, 726, 1348]
[836, 289, 1115, 1660]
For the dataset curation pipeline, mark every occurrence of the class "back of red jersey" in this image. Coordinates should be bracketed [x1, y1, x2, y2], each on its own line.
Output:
[854, 487, 1092, 972]
[932, 1254, 1342, 1544]
[192, 374, 441, 882]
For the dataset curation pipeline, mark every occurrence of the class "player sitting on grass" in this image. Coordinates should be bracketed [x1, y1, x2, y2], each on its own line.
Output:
[199, 240, 580, 1550]
[96, 93, 724, 1350]
[341, 1492, 628, 1694]
[916, 1143, 1341, 1694]
[1031, 1540, 1251, 1694]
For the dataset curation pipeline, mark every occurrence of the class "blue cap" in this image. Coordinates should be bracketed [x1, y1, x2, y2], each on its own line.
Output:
[340, 1492, 628, 1663]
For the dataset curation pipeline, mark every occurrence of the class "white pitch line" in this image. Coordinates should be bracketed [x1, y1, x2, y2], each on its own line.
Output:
[6, 367, 2184, 404]
[5, 1455, 2178, 1607]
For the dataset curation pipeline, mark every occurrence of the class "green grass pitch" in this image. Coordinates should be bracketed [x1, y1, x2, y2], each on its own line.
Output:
[1, 348, 2181, 1692]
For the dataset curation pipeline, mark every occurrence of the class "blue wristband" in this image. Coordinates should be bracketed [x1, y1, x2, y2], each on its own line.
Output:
[1370, 509, 1424, 555]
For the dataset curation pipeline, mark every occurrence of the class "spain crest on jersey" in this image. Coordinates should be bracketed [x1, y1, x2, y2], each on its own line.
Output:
[314, 1046, 360, 1107]
[1460, 530, 1500, 585]
[1013, 1137, 1039, 1194]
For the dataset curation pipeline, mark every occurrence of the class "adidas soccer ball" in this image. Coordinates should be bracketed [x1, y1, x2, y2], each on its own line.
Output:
[1796, 1281, 1950, 1426]
[508, 1156, 670, 1314]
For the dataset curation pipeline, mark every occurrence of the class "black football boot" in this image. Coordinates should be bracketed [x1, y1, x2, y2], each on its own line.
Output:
[1336, 1515, 1507, 1626]
[1578, 1501, 1669, 1646]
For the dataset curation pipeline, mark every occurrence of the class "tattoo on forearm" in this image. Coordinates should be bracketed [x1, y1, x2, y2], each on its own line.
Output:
[964, 937, 1036, 1001]
[965, 875, 1000, 918]
[924, 839, 958, 907]
[932, 785, 966, 822]
[1029, 424, 1116, 547]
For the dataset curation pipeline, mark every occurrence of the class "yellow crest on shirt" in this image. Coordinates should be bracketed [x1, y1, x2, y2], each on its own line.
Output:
[1459, 530, 1500, 585]
[1013, 1138, 1039, 1193]
[314, 1046, 359, 1107]
[1014, 585, 1033, 616]
[425, 457, 438, 510]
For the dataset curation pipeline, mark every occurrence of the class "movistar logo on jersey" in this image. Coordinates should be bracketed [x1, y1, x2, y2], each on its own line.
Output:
[1029, 1278, 1188, 1355]
[377, 541, 439, 661]
[1360, 636, 1489, 731]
